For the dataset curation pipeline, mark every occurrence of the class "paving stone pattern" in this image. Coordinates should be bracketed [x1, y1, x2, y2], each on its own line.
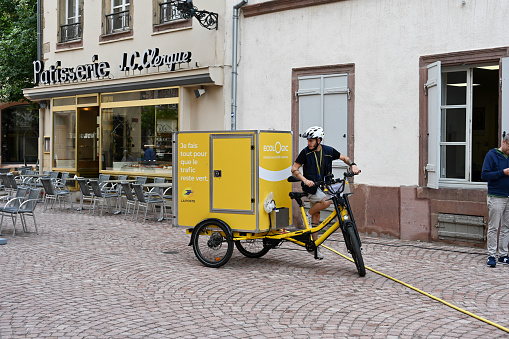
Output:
[0, 209, 508, 338]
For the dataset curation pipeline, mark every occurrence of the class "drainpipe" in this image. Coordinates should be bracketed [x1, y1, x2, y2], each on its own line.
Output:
[231, 0, 247, 131]
[37, 0, 42, 60]
[37, 0, 43, 173]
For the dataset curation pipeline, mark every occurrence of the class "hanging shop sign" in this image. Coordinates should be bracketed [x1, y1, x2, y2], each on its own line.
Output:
[33, 48, 192, 86]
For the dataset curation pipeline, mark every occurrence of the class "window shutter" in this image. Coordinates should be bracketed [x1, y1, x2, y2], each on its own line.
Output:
[501, 58, 509, 138]
[297, 74, 349, 160]
[323, 74, 348, 160]
[425, 61, 441, 189]
[297, 76, 321, 152]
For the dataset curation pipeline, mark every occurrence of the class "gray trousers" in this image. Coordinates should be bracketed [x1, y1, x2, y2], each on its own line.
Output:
[487, 196, 509, 257]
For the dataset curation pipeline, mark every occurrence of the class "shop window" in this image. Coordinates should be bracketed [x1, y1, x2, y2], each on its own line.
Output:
[425, 57, 508, 188]
[58, 0, 83, 43]
[1, 105, 39, 164]
[100, 88, 179, 176]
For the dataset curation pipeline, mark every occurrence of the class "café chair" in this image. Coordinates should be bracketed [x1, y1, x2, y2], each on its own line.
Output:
[41, 177, 73, 211]
[77, 178, 94, 213]
[121, 182, 138, 221]
[0, 187, 29, 236]
[89, 180, 119, 216]
[132, 183, 165, 223]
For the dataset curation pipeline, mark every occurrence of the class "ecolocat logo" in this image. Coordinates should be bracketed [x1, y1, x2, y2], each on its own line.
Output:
[263, 142, 289, 154]
[182, 187, 194, 197]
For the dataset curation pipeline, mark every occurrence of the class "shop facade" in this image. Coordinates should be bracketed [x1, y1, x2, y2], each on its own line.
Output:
[0, 102, 39, 167]
[24, 0, 231, 179]
[236, 0, 509, 245]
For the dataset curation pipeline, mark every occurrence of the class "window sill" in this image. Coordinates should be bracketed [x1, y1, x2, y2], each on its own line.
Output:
[153, 19, 192, 33]
[56, 39, 83, 51]
[99, 29, 133, 43]
[439, 180, 487, 190]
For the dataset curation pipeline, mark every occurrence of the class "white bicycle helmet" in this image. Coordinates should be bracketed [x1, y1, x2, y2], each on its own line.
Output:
[301, 126, 324, 139]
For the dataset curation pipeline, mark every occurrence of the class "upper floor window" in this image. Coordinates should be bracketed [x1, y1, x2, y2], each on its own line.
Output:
[159, 1, 182, 24]
[152, 0, 191, 32]
[59, 0, 82, 43]
[105, 0, 131, 34]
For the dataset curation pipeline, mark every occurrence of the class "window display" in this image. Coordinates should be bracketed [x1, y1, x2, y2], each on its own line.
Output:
[53, 110, 76, 168]
[100, 87, 178, 175]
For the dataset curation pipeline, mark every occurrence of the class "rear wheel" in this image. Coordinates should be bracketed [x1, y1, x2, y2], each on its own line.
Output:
[193, 220, 234, 268]
[345, 223, 366, 277]
[235, 239, 271, 258]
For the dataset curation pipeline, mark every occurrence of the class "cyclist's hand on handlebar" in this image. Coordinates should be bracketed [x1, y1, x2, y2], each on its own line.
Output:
[344, 169, 361, 178]
[351, 164, 361, 175]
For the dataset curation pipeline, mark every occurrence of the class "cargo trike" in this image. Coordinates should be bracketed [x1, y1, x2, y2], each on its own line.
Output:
[172, 130, 365, 276]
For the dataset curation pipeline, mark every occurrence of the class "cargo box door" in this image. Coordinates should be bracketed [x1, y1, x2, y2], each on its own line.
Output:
[211, 135, 254, 214]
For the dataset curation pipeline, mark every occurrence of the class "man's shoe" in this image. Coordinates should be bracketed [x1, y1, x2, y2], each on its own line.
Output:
[487, 256, 496, 268]
[304, 211, 312, 227]
[315, 247, 324, 260]
[498, 256, 509, 265]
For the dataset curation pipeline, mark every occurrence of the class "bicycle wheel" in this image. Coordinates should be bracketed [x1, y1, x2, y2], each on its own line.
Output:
[192, 220, 234, 268]
[345, 223, 366, 277]
[235, 239, 271, 258]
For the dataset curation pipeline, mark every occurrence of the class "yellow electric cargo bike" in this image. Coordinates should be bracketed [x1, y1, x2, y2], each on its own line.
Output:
[173, 130, 365, 276]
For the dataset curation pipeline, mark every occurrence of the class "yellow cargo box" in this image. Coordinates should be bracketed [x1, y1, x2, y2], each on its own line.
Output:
[172, 130, 293, 232]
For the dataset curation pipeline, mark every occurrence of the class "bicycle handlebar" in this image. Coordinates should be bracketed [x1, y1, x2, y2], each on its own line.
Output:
[287, 171, 360, 185]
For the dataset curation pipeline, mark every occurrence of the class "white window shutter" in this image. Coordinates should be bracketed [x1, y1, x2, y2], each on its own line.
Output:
[298, 76, 321, 152]
[298, 74, 349, 158]
[501, 58, 509, 138]
[426, 61, 441, 189]
[323, 74, 348, 157]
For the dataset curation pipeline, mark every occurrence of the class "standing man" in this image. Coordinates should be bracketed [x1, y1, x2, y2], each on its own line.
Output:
[290, 126, 360, 259]
[481, 134, 509, 267]
[143, 144, 156, 163]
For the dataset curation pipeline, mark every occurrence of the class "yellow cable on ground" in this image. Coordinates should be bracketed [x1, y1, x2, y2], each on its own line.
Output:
[321, 244, 509, 334]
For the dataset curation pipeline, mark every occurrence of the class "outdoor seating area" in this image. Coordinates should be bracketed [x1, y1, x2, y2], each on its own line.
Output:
[0, 171, 173, 236]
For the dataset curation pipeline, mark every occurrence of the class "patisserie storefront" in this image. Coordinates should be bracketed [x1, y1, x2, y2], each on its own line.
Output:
[24, 48, 226, 179]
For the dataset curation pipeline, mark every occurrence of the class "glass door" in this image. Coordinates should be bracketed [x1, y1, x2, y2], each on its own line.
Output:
[77, 107, 99, 177]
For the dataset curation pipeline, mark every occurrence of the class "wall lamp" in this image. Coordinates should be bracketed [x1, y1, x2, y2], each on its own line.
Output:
[194, 88, 206, 98]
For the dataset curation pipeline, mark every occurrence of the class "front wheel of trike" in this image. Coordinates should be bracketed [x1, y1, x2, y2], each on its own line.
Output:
[345, 223, 366, 277]
[193, 220, 234, 268]
[235, 239, 271, 258]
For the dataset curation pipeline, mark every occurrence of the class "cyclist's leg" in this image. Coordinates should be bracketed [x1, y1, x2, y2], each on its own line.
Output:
[307, 189, 331, 241]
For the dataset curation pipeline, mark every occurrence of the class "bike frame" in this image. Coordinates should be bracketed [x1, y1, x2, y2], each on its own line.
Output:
[232, 178, 360, 252]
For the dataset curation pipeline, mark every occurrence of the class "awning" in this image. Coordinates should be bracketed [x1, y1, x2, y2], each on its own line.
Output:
[23, 66, 223, 101]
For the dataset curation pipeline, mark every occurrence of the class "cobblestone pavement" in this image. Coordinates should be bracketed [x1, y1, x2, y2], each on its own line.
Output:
[0, 207, 508, 338]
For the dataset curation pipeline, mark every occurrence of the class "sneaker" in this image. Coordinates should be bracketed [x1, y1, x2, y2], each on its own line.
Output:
[487, 256, 496, 268]
[315, 247, 324, 260]
[498, 256, 509, 265]
[305, 211, 312, 227]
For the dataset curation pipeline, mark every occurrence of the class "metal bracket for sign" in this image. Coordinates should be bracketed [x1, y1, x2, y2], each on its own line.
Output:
[174, 0, 219, 30]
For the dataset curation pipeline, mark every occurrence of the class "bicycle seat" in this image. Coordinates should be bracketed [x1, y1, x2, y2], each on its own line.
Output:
[289, 192, 307, 199]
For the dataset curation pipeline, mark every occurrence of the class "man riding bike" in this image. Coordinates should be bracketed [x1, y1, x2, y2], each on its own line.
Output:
[290, 126, 360, 259]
